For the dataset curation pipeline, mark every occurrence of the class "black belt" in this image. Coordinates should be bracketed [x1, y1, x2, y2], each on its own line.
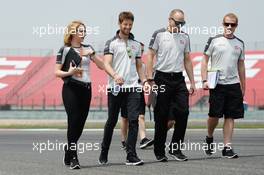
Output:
[156, 70, 183, 78]
[67, 78, 91, 88]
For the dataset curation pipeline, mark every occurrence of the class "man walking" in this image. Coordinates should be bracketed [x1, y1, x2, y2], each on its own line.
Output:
[99, 11, 148, 166]
[146, 9, 196, 162]
[201, 13, 245, 158]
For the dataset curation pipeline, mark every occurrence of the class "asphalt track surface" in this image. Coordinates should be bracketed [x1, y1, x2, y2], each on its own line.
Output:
[0, 129, 263, 175]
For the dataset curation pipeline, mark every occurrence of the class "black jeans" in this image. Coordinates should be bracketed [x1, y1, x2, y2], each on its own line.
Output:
[101, 89, 141, 155]
[62, 81, 92, 154]
[153, 71, 189, 156]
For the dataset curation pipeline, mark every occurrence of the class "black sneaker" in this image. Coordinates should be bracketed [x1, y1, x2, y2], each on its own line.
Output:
[204, 136, 214, 156]
[70, 156, 80, 170]
[98, 150, 108, 165]
[156, 155, 168, 162]
[63, 145, 71, 166]
[121, 141, 126, 150]
[126, 153, 144, 166]
[168, 149, 188, 161]
[139, 138, 154, 149]
[222, 146, 238, 159]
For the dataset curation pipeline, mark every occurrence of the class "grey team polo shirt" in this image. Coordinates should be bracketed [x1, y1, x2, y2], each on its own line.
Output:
[149, 28, 191, 73]
[104, 30, 142, 88]
[204, 34, 245, 85]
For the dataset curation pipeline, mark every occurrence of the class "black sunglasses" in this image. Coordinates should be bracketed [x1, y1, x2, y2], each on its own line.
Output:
[223, 22, 237, 27]
[78, 29, 86, 33]
[170, 18, 185, 26]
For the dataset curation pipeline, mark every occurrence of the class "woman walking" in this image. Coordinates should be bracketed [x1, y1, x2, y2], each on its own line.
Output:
[55, 21, 104, 169]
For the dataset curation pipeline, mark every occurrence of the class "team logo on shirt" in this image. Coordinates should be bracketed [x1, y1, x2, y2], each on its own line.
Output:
[131, 45, 136, 50]
[180, 40, 185, 45]
[235, 46, 240, 50]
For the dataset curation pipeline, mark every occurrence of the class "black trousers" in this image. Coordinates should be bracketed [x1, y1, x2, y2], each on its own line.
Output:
[101, 89, 141, 155]
[153, 71, 189, 156]
[62, 81, 92, 154]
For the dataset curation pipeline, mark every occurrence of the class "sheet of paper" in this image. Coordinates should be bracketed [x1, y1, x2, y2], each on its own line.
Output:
[207, 70, 220, 89]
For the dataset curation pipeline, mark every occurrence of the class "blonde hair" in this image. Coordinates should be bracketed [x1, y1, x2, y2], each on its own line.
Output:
[223, 13, 238, 24]
[64, 21, 85, 46]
